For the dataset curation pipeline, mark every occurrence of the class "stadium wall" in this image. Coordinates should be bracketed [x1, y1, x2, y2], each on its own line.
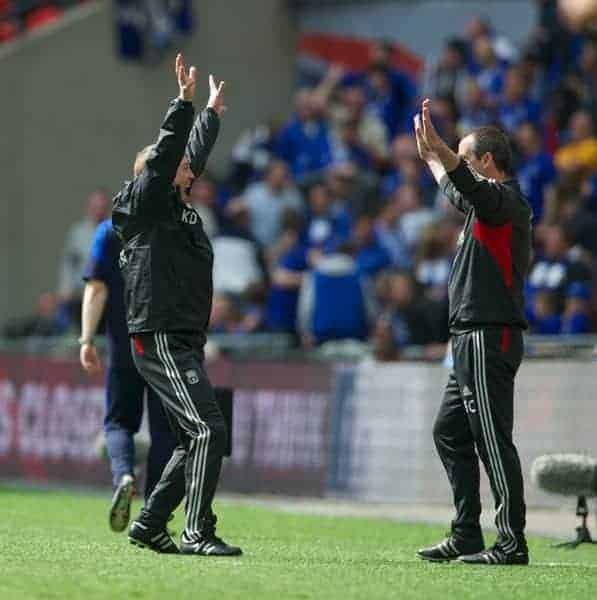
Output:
[296, 0, 536, 60]
[0, 0, 296, 323]
[1, 352, 595, 508]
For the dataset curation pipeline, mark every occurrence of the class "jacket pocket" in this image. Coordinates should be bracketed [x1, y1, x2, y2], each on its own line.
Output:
[123, 245, 151, 325]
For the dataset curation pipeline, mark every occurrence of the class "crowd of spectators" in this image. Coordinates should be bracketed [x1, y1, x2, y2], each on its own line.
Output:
[204, 5, 597, 356]
[7, 3, 597, 359]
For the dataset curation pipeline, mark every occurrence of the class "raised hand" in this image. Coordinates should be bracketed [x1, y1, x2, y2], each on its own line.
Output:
[176, 53, 197, 102]
[416, 98, 460, 174]
[207, 74, 227, 116]
[420, 98, 444, 153]
[414, 113, 433, 162]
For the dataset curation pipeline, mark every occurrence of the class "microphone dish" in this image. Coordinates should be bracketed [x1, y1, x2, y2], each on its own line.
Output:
[531, 453, 597, 498]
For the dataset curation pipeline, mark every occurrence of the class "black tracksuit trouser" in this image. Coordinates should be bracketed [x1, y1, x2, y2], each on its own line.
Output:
[433, 327, 526, 552]
[130, 330, 228, 541]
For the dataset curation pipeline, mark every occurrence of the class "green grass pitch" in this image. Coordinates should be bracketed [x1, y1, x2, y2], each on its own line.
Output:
[1, 486, 596, 600]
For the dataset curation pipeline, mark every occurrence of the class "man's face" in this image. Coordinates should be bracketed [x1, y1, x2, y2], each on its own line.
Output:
[473, 36, 495, 68]
[267, 162, 288, 190]
[570, 111, 594, 141]
[189, 178, 215, 206]
[174, 157, 194, 190]
[458, 134, 491, 177]
[389, 275, 414, 308]
[87, 191, 110, 223]
[516, 124, 538, 156]
[464, 81, 483, 107]
[504, 71, 526, 103]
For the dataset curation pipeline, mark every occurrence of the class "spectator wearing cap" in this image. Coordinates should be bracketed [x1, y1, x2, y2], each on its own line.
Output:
[561, 282, 592, 333]
[516, 121, 556, 222]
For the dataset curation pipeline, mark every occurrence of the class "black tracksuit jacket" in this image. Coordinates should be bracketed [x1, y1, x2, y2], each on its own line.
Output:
[112, 99, 219, 341]
[440, 161, 533, 333]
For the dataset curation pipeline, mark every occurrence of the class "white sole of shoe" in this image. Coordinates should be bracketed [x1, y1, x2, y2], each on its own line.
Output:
[109, 480, 134, 533]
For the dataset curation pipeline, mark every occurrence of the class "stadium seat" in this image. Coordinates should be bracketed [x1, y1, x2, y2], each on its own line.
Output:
[0, 19, 17, 43]
[0, 0, 13, 17]
[25, 4, 63, 32]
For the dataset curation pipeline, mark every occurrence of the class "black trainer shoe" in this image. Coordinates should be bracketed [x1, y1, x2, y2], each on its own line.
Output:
[128, 520, 180, 554]
[109, 474, 135, 533]
[179, 512, 242, 557]
[417, 535, 484, 562]
[459, 543, 529, 565]
[180, 533, 243, 556]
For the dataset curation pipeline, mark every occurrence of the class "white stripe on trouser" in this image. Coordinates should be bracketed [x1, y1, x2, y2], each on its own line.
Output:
[472, 331, 517, 553]
[476, 331, 517, 552]
[157, 332, 211, 536]
[154, 333, 196, 434]
[154, 332, 211, 537]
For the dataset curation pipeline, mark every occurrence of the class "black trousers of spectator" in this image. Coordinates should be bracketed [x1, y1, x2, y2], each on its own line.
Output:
[130, 331, 228, 541]
[104, 365, 176, 499]
[433, 327, 527, 552]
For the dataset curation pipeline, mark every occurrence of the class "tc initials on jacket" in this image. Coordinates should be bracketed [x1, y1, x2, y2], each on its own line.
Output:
[181, 208, 198, 225]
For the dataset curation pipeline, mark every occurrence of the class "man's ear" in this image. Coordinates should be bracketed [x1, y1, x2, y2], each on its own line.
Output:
[482, 152, 493, 170]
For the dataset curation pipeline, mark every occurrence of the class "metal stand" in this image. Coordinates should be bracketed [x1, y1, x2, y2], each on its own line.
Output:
[553, 496, 597, 549]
